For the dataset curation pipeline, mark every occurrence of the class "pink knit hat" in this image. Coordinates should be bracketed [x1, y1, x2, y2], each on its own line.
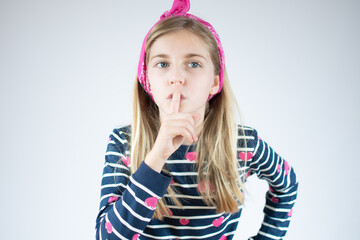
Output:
[137, 0, 225, 102]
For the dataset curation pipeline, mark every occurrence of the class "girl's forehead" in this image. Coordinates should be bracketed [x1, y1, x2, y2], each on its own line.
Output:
[149, 30, 210, 59]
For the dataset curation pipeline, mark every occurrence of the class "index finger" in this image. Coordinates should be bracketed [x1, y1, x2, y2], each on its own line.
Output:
[170, 83, 181, 113]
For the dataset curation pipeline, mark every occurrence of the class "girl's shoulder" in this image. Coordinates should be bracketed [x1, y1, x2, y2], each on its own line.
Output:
[112, 123, 131, 133]
[236, 124, 259, 149]
[109, 124, 132, 143]
[236, 124, 257, 135]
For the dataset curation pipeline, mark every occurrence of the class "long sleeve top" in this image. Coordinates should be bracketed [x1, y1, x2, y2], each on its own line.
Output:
[95, 124, 298, 240]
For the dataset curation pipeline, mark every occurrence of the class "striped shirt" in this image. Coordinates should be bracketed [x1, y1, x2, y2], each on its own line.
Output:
[95, 124, 298, 240]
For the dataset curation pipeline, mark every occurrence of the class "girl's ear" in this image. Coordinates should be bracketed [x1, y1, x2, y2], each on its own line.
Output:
[209, 75, 220, 95]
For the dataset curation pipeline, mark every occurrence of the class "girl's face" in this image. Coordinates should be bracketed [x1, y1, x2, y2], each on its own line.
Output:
[147, 30, 220, 122]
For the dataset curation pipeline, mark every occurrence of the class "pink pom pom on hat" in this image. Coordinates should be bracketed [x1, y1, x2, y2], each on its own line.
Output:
[137, 0, 225, 102]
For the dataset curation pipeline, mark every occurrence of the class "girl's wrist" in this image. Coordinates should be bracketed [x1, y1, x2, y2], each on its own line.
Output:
[144, 150, 167, 173]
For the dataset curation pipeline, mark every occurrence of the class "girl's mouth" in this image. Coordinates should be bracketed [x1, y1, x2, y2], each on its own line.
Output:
[167, 94, 186, 100]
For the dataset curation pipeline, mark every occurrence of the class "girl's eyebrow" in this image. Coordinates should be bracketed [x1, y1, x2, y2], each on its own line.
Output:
[150, 53, 207, 62]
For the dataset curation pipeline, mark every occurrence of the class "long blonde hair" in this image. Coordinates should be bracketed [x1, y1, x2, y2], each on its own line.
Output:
[128, 16, 248, 220]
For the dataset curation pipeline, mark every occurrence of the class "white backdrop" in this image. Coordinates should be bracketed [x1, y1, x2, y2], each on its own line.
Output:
[0, 0, 359, 239]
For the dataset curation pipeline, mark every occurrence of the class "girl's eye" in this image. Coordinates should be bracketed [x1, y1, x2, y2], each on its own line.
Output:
[188, 62, 200, 68]
[156, 62, 168, 68]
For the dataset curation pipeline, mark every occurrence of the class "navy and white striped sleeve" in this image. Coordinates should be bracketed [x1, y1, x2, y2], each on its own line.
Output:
[247, 128, 299, 240]
[95, 126, 172, 240]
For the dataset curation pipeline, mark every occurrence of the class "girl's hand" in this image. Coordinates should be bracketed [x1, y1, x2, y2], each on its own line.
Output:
[145, 83, 201, 172]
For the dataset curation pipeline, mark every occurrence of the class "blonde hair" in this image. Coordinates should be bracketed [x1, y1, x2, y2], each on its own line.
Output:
[128, 16, 248, 219]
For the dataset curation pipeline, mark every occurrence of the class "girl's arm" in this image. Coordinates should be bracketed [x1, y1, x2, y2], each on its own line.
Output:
[95, 126, 172, 240]
[244, 127, 299, 240]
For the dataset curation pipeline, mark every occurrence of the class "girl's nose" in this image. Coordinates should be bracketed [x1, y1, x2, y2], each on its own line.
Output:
[169, 66, 185, 86]
[170, 78, 184, 86]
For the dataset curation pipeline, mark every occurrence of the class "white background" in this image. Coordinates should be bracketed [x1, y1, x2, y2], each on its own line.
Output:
[0, 0, 359, 239]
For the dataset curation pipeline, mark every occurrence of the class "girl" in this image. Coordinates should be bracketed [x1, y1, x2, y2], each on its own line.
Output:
[95, 0, 298, 239]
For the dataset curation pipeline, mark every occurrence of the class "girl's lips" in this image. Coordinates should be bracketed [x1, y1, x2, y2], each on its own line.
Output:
[167, 94, 186, 100]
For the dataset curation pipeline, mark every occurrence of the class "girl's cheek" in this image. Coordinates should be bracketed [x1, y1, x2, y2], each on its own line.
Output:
[148, 71, 165, 80]
[155, 69, 170, 77]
